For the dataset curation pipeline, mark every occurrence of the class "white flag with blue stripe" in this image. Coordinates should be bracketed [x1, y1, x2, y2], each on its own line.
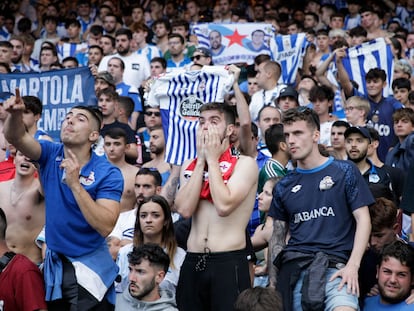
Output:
[271, 33, 308, 86]
[341, 38, 394, 97]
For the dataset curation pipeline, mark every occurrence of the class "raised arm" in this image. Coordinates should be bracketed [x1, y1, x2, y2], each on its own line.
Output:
[61, 148, 120, 237]
[174, 128, 206, 218]
[227, 64, 255, 157]
[204, 123, 258, 216]
[315, 50, 337, 90]
[335, 47, 354, 98]
[3, 89, 41, 160]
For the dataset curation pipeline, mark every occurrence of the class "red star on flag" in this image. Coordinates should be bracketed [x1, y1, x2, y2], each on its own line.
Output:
[224, 29, 247, 47]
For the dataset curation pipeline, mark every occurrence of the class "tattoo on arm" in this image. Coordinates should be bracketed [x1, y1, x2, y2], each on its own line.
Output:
[268, 219, 287, 287]
[163, 176, 180, 206]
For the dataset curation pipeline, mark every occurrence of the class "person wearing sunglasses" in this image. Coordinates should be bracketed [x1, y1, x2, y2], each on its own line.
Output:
[137, 106, 162, 164]
[191, 47, 213, 66]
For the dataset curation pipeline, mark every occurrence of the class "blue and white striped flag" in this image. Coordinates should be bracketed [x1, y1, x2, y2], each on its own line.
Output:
[271, 33, 308, 86]
[147, 67, 234, 165]
[341, 38, 394, 97]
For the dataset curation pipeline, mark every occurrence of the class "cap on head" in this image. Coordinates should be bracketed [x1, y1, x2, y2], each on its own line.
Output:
[277, 86, 298, 102]
[194, 47, 212, 58]
[96, 71, 116, 87]
[344, 126, 371, 143]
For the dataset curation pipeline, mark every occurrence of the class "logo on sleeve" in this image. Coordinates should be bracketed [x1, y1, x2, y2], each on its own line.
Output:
[291, 185, 302, 193]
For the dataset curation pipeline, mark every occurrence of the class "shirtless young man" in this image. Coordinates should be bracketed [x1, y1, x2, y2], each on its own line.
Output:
[0, 150, 44, 264]
[103, 127, 139, 213]
[142, 125, 171, 185]
[175, 103, 258, 311]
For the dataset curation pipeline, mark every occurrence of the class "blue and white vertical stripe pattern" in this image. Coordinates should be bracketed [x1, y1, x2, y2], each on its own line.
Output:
[341, 38, 394, 97]
[271, 33, 308, 86]
[149, 68, 233, 165]
[57, 42, 89, 64]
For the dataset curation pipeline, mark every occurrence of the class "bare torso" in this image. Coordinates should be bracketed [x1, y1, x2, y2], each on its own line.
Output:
[186, 157, 257, 253]
[119, 164, 139, 212]
[0, 178, 44, 264]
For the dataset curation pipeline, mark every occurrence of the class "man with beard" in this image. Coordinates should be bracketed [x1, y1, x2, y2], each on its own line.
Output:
[359, 197, 410, 306]
[344, 126, 396, 201]
[208, 30, 225, 57]
[10, 35, 30, 72]
[110, 167, 162, 256]
[143, 125, 170, 186]
[364, 240, 414, 310]
[3, 90, 123, 310]
[166, 33, 191, 71]
[99, 28, 150, 89]
[175, 103, 258, 311]
[115, 243, 178, 310]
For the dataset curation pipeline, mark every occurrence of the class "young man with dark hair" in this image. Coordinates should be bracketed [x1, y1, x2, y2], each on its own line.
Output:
[57, 19, 88, 64]
[0, 207, 47, 310]
[166, 33, 191, 70]
[330, 120, 350, 160]
[337, 53, 404, 162]
[115, 243, 178, 310]
[309, 85, 335, 147]
[96, 87, 138, 163]
[385, 108, 414, 171]
[392, 78, 411, 107]
[22, 95, 53, 141]
[99, 34, 116, 56]
[164, 18, 196, 61]
[364, 240, 414, 310]
[99, 28, 150, 89]
[269, 107, 374, 310]
[107, 56, 142, 130]
[3, 91, 123, 310]
[152, 18, 171, 55]
[175, 102, 258, 311]
[344, 126, 397, 202]
[130, 22, 161, 65]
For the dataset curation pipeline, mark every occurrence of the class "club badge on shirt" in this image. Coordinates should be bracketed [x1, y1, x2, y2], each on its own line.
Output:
[319, 176, 334, 191]
[80, 171, 95, 186]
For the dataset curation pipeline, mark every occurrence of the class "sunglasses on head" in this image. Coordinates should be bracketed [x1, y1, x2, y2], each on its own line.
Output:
[145, 111, 161, 117]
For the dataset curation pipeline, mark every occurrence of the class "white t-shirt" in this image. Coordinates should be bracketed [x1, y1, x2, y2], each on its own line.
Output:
[99, 52, 150, 88]
[249, 84, 286, 122]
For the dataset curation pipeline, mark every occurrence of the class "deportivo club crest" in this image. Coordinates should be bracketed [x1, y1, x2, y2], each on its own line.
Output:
[179, 95, 204, 121]
[319, 176, 334, 191]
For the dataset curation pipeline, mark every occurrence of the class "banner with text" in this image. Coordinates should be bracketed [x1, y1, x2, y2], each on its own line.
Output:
[192, 23, 275, 65]
[0, 67, 95, 141]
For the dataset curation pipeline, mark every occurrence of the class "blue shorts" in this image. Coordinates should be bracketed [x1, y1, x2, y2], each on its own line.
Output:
[293, 268, 359, 311]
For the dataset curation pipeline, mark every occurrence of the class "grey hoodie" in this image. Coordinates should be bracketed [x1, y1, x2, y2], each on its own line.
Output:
[115, 288, 178, 311]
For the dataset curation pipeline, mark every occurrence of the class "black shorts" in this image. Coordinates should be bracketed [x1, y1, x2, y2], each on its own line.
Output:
[176, 249, 251, 311]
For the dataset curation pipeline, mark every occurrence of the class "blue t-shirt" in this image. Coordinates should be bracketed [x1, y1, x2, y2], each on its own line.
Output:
[352, 88, 403, 162]
[269, 157, 375, 260]
[364, 295, 412, 310]
[38, 141, 123, 256]
[116, 82, 143, 112]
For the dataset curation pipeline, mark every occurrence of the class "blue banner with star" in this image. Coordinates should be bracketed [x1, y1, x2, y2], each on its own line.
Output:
[192, 23, 275, 65]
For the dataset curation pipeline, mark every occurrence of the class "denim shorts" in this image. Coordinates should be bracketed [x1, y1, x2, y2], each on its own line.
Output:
[293, 268, 359, 311]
